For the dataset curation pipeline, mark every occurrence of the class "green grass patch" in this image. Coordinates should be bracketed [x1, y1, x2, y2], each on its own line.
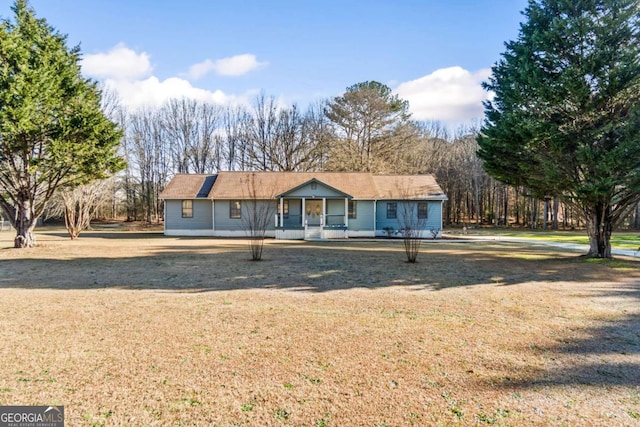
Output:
[240, 402, 255, 412]
[579, 258, 637, 270]
[465, 229, 640, 250]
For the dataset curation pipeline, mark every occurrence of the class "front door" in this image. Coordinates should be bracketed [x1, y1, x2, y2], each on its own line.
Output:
[306, 200, 322, 226]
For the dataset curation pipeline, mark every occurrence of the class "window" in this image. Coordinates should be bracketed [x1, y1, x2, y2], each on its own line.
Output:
[418, 202, 428, 219]
[181, 200, 193, 218]
[230, 200, 242, 219]
[387, 202, 397, 219]
[278, 200, 289, 218]
[348, 200, 357, 219]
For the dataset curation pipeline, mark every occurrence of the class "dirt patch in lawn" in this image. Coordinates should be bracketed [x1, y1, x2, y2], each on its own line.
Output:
[0, 229, 639, 426]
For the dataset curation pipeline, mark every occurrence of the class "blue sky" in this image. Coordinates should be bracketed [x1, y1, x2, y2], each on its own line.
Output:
[1, 0, 529, 127]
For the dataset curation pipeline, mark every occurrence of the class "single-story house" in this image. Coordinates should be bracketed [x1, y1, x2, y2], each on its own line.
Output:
[160, 172, 448, 240]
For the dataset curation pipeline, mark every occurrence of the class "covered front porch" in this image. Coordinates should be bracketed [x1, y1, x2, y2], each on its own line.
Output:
[274, 197, 350, 240]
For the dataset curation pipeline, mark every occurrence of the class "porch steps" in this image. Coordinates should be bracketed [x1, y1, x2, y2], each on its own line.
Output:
[304, 226, 322, 240]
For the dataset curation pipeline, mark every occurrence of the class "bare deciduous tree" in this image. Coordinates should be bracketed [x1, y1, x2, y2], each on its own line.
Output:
[163, 98, 196, 174]
[130, 108, 166, 223]
[191, 101, 223, 173]
[240, 173, 276, 261]
[162, 98, 223, 174]
[301, 100, 332, 171]
[48, 179, 116, 239]
[221, 105, 250, 171]
[245, 93, 279, 171]
[396, 187, 429, 263]
[399, 204, 425, 263]
[271, 103, 330, 171]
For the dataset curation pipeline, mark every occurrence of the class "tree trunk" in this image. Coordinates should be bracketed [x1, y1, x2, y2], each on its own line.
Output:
[529, 198, 537, 229]
[552, 198, 559, 230]
[493, 185, 500, 227]
[14, 199, 37, 248]
[503, 186, 509, 227]
[64, 205, 80, 240]
[514, 187, 520, 226]
[146, 181, 152, 224]
[586, 204, 612, 258]
[474, 182, 481, 226]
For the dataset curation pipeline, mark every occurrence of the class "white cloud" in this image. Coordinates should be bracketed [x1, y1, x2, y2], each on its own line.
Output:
[103, 76, 250, 110]
[81, 43, 153, 80]
[187, 54, 267, 79]
[80, 45, 257, 111]
[394, 66, 491, 126]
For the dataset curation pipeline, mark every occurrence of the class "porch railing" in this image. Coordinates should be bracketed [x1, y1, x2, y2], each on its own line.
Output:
[324, 214, 347, 227]
[275, 214, 303, 228]
[275, 213, 346, 228]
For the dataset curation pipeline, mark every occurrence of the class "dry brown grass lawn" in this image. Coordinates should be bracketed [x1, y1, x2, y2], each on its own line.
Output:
[0, 228, 639, 426]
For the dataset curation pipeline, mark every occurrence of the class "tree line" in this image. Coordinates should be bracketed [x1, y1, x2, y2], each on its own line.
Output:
[108, 83, 640, 231]
[107, 87, 486, 225]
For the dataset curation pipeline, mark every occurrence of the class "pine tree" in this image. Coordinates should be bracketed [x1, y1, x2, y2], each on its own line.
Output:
[325, 81, 411, 172]
[0, 0, 124, 247]
[478, 0, 640, 258]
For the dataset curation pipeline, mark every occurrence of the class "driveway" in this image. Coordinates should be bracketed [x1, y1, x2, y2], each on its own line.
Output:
[443, 233, 640, 258]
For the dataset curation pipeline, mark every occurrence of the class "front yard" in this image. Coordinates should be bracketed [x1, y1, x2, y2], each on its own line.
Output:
[0, 229, 638, 426]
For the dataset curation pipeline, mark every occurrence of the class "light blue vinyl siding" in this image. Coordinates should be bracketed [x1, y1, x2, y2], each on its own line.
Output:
[165, 199, 212, 230]
[214, 200, 243, 231]
[165, 199, 442, 234]
[348, 200, 375, 231]
[375, 201, 442, 232]
[256, 201, 277, 231]
[214, 200, 277, 231]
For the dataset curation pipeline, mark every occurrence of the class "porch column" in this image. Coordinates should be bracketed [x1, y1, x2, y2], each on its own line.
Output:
[279, 198, 284, 227]
[344, 198, 349, 228]
[301, 198, 306, 226]
[211, 200, 215, 232]
[322, 198, 326, 226]
[440, 200, 445, 238]
[373, 201, 377, 234]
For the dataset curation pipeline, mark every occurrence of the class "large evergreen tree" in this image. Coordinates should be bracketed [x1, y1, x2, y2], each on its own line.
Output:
[478, 0, 640, 258]
[0, 0, 123, 247]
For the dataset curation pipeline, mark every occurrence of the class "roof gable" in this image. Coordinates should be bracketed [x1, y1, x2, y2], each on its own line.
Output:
[276, 178, 352, 199]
